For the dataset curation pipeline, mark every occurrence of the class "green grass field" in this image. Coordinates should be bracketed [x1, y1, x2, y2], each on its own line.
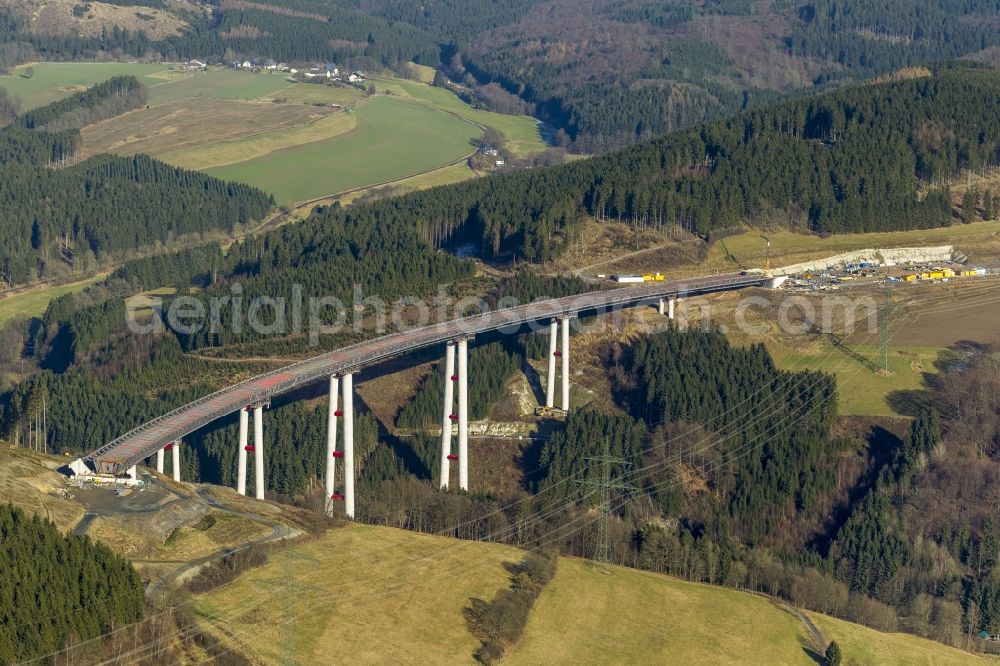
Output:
[809, 612, 998, 666]
[0, 274, 106, 328]
[510, 558, 813, 665]
[4, 65, 528, 204]
[769, 343, 940, 416]
[144, 69, 295, 106]
[0, 62, 175, 109]
[195, 523, 521, 664]
[375, 77, 547, 157]
[193, 523, 989, 665]
[159, 110, 357, 170]
[205, 95, 480, 204]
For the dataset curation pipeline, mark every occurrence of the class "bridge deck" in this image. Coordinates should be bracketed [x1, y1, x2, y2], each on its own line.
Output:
[87, 274, 767, 473]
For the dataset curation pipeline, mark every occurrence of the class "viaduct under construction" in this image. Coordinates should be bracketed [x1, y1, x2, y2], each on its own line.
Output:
[78, 272, 776, 517]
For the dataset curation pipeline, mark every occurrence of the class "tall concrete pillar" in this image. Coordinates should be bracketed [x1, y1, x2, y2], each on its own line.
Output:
[325, 375, 339, 515]
[237, 407, 249, 496]
[546, 320, 558, 408]
[342, 373, 355, 518]
[658, 298, 666, 316]
[128, 465, 138, 482]
[253, 405, 264, 500]
[457, 338, 469, 491]
[561, 317, 570, 411]
[439, 342, 456, 490]
[668, 297, 676, 320]
[171, 441, 181, 482]
[156, 448, 164, 474]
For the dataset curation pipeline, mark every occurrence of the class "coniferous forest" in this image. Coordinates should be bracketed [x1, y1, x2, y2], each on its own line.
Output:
[240, 63, 997, 266]
[0, 78, 273, 287]
[0, 503, 145, 663]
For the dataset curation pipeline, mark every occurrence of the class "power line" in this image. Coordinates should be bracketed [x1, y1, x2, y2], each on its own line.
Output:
[878, 286, 896, 375]
[575, 442, 638, 564]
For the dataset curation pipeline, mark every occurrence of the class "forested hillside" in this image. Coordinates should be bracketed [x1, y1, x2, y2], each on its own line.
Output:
[0, 0, 442, 69]
[3, 1, 997, 150]
[0, 503, 145, 663]
[247, 64, 995, 265]
[0, 77, 273, 287]
[457, 0, 1000, 149]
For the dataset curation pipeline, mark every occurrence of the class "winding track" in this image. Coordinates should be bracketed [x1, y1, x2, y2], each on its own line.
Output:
[85, 273, 769, 474]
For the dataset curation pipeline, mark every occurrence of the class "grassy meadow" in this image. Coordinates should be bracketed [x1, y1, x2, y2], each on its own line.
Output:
[769, 343, 940, 416]
[375, 76, 547, 157]
[809, 612, 999, 666]
[0, 62, 176, 109]
[194, 523, 522, 664]
[205, 95, 480, 204]
[0, 274, 107, 328]
[192, 523, 992, 665]
[2, 64, 545, 204]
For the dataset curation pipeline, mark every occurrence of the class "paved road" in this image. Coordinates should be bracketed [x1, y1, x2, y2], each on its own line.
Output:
[144, 486, 300, 604]
[86, 272, 769, 473]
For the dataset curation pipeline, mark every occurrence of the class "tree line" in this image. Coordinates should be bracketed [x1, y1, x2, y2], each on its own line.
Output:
[15, 75, 146, 130]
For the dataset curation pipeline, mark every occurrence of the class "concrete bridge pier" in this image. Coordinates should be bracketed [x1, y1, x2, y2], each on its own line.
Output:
[458, 338, 469, 491]
[325, 374, 339, 516]
[253, 405, 265, 500]
[237, 406, 249, 496]
[561, 317, 570, 411]
[439, 342, 456, 490]
[342, 372, 355, 518]
[657, 297, 676, 319]
[546, 320, 558, 408]
[156, 448, 164, 474]
[171, 441, 180, 482]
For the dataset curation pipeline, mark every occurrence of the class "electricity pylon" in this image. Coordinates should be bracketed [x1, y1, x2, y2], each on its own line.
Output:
[576, 443, 638, 564]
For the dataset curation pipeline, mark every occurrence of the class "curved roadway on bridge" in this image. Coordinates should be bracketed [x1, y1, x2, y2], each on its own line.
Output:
[87, 273, 769, 473]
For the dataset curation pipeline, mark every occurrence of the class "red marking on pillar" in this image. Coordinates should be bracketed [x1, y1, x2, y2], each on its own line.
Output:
[330, 493, 345, 501]
[446, 454, 458, 461]
[332, 451, 344, 458]
[451, 375, 458, 381]
[449, 414, 458, 421]
[334, 410, 343, 417]
[553, 351, 562, 357]
[244, 445, 255, 452]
